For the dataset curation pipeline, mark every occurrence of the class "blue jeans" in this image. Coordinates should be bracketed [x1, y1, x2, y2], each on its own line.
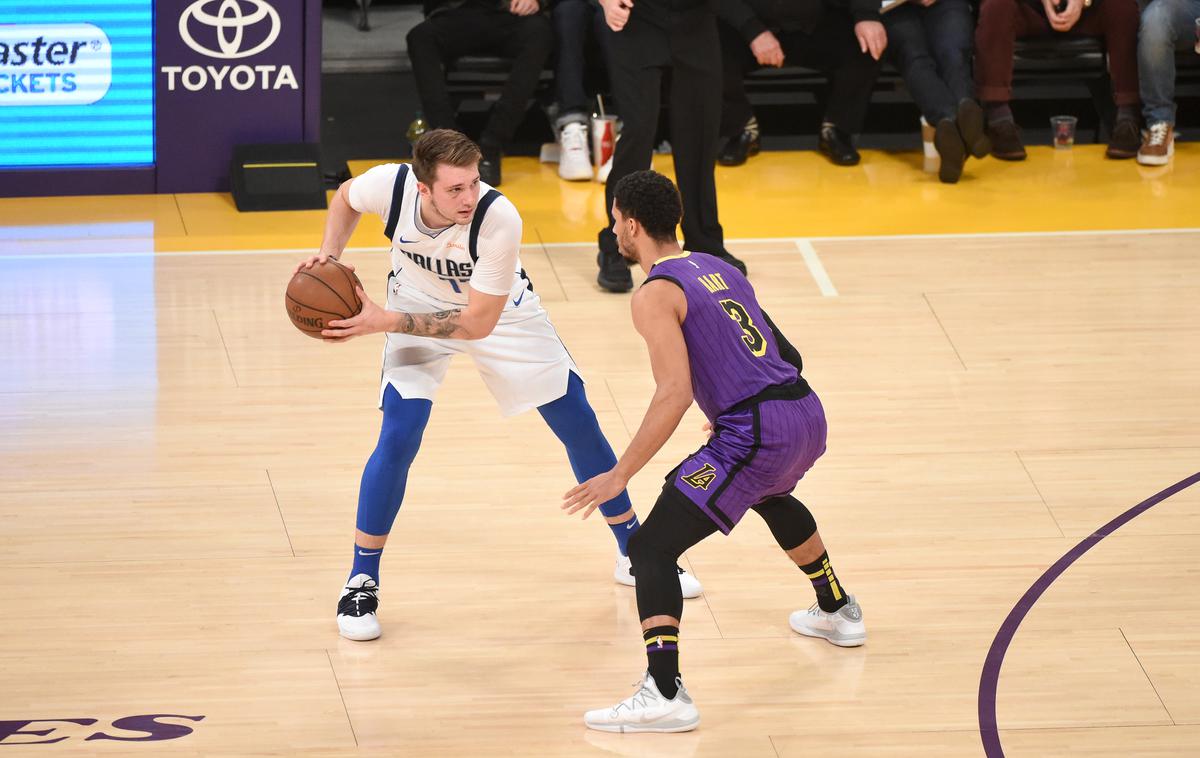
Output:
[1139, 0, 1200, 125]
[883, 0, 976, 124]
[553, 0, 609, 122]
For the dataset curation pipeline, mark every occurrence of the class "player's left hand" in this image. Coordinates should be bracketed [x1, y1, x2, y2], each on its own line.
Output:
[509, 0, 539, 15]
[563, 469, 630, 519]
[322, 286, 394, 342]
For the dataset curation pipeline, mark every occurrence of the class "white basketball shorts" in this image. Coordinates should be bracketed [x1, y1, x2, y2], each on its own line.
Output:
[378, 279, 578, 417]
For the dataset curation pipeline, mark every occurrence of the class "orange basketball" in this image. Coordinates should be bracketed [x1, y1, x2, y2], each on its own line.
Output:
[285, 259, 363, 338]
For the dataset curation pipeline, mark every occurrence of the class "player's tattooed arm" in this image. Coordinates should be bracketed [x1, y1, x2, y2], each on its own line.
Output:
[397, 310, 466, 339]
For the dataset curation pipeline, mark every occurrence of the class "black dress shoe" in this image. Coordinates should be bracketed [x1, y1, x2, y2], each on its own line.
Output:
[987, 120, 1026, 161]
[818, 125, 860, 166]
[934, 118, 966, 184]
[596, 250, 633, 293]
[712, 251, 748, 276]
[479, 145, 502, 186]
[1106, 118, 1140, 159]
[718, 130, 761, 167]
[957, 99, 991, 159]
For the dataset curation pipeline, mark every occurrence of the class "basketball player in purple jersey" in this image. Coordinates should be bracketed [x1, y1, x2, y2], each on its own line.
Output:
[563, 170, 865, 732]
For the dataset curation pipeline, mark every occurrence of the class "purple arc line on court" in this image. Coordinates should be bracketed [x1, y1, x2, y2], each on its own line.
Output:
[978, 470, 1200, 758]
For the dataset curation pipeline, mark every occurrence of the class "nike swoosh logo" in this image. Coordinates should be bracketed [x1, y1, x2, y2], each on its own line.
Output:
[512, 291, 525, 307]
[358, 550, 381, 556]
[396, 237, 421, 244]
[625, 522, 636, 530]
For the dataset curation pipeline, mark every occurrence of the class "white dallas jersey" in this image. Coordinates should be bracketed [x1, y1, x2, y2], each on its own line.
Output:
[347, 162, 528, 309]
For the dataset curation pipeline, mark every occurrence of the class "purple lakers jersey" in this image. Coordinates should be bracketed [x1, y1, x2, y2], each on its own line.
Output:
[644, 252, 802, 420]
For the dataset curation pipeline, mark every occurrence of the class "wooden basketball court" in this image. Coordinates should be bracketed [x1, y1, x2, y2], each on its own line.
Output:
[1, 146, 1198, 755]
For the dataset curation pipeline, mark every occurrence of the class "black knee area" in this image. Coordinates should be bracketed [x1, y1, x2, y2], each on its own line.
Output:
[629, 486, 717, 621]
[752, 495, 818, 551]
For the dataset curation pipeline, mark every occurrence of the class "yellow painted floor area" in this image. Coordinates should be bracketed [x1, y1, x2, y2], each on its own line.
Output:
[1, 144, 1197, 253]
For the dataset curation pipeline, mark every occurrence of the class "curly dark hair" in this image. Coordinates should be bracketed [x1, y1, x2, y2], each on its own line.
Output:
[613, 170, 681, 244]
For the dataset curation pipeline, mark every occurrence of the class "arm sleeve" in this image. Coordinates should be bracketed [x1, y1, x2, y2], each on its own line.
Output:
[468, 197, 522, 296]
[346, 163, 402, 221]
[716, 0, 769, 43]
[762, 310, 803, 373]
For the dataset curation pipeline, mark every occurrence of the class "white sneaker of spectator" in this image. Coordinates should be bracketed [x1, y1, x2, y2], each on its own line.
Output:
[558, 122, 593, 181]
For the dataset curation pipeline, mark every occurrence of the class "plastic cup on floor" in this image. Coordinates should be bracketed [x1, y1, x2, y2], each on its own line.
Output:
[1051, 116, 1078, 149]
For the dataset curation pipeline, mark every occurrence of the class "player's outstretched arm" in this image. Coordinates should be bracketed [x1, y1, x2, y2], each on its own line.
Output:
[322, 284, 506, 342]
[294, 180, 362, 274]
[563, 280, 691, 518]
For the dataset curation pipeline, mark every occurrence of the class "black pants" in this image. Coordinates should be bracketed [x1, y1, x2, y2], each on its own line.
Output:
[598, 6, 726, 258]
[718, 14, 880, 137]
[883, 0, 976, 124]
[406, 7, 554, 148]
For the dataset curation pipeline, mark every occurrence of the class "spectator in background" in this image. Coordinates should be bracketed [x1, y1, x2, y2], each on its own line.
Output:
[594, 0, 748, 293]
[1136, 0, 1199, 165]
[974, 0, 1141, 161]
[883, 0, 989, 183]
[552, 0, 612, 181]
[716, 0, 886, 167]
[406, 0, 555, 186]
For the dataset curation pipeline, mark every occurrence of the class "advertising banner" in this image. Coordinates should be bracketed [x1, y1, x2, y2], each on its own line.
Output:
[155, 0, 318, 192]
[0, 1, 154, 170]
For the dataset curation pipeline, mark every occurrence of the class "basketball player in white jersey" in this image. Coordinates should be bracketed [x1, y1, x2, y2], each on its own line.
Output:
[293, 129, 701, 641]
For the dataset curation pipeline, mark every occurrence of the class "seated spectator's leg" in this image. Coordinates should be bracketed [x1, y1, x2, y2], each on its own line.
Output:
[406, 16, 463, 130]
[1140, 0, 1199, 123]
[1136, 0, 1197, 163]
[974, 0, 1046, 159]
[553, 0, 593, 125]
[717, 22, 756, 141]
[925, 0, 977, 107]
[924, 0, 990, 158]
[485, 12, 556, 150]
[885, 5, 966, 182]
[596, 20, 665, 290]
[884, 4, 957, 125]
[668, 8, 728, 259]
[1075, 0, 1141, 157]
[790, 14, 879, 166]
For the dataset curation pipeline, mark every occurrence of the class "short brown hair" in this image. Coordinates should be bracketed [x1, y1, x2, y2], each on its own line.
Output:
[411, 129, 481, 185]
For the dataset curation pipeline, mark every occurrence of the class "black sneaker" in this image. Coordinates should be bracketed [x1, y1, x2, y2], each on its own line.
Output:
[713, 251, 748, 276]
[934, 118, 966, 184]
[597, 250, 633, 293]
[337, 574, 381, 641]
[818, 124, 860, 166]
[479, 144, 502, 186]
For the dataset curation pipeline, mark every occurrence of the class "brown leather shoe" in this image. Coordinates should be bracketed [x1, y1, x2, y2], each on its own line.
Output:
[1106, 118, 1140, 159]
[987, 120, 1026, 161]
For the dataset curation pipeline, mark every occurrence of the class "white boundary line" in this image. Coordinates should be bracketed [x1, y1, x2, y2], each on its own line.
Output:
[1, 226, 1197, 261]
[795, 239, 838, 297]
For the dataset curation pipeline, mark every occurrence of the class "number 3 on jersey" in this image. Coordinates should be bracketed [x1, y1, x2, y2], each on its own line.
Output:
[719, 299, 766, 357]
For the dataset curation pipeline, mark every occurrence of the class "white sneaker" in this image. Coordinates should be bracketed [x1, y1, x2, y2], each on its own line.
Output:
[558, 122, 593, 181]
[336, 574, 381, 641]
[614, 553, 703, 599]
[584, 673, 699, 733]
[789, 595, 866, 647]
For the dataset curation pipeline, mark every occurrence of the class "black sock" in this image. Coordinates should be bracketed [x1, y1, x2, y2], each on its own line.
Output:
[800, 551, 848, 613]
[985, 102, 1013, 125]
[643, 625, 680, 699]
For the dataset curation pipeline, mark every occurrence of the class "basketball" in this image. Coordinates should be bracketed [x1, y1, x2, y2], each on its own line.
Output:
[285, 259, 364, 338]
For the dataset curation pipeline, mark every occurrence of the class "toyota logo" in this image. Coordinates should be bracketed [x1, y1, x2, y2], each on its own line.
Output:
[179, 0, 280, 60]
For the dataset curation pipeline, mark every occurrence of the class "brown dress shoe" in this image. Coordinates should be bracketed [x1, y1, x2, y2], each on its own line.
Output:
[987, 120, 1026, 161]
[1106, 118, 1140, 159]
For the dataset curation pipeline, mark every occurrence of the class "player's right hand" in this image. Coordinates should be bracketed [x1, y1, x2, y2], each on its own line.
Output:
[293, 253, 353, 275]
[750, 31, 784, 68]
[599, 0, 632, 31]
